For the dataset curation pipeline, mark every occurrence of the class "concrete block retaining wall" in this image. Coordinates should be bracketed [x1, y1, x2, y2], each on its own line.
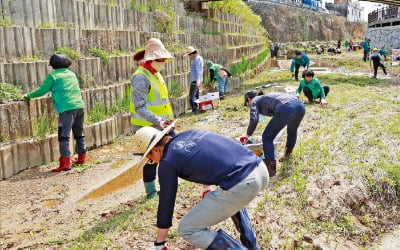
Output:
[0, 113, 132, 179]
[0, 0, 251, 36]
[0, 26, 263, 62]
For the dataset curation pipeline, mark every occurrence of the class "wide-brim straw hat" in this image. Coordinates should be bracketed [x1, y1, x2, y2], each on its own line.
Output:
[132, 120, 177, 169]
[372, 48, 379, 52]
[184, 46, 198, 56]
[133, 38, 174, 62]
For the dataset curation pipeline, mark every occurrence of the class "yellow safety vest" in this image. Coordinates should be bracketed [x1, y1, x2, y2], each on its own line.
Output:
[130, 66, 174, 126]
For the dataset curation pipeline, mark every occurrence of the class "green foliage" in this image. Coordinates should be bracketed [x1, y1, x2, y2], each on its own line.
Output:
[88, 48, 111, 64]
[169, 80, 182, 98]
[107, 0, 117, 7]
[20, 54, 44, 62]
[111, 50, 124, 56]
[0, 83, 23, 103]
[230, 49, 270, 77]
[32, 114, 57, 138]
[0, 18, 12, 26]
[88, 103, 108, 123]
[39, 23, 53, 28]
[201, 28, 221, 35]
[130, 0, 176, 33]
[55, 47, 80, 59]
[209, 0, 264, 32]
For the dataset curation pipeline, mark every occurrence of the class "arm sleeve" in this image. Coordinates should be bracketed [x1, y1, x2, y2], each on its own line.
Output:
[157, 161, 179, 229]
[195, 57, 204, 82]
[246, 101, 259, 136]
[290, 60, 295, 72]
[315, 80, 326, 99]
[296, 80, 303, 94]
[26, 74, 54, 99]
[209, 69, 215, 83]
[304, 55, 310, 67]
[131, 75, 161, 126]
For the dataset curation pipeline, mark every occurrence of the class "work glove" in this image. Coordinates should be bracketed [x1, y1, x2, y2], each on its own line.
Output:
[239, 136, 249, 144]
[160, 119, 174, 129]
[152, 241, 168, 250]
[201, 186, 212, 199]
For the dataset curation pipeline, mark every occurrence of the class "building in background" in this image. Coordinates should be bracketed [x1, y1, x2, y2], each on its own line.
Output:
[326, 0, 364, 22]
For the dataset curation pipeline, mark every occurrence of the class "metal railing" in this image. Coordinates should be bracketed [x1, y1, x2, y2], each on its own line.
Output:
[368, 6, 400, 23]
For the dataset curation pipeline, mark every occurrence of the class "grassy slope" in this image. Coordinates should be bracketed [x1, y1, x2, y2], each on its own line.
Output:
[65, 70, 400, 249]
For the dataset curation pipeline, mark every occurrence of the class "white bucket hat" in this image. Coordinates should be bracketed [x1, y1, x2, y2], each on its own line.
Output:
[133, 38, 174, 62]
[184, 46, 198, 56]
[132, 120, 177, 169]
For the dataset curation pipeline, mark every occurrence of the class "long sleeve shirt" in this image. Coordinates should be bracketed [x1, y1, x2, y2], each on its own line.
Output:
[131, 74, 161, 126]
[157, 130, 261, 228]
[190, 54, 204, 85]
[296, 77, 326, 100]
[290, 53, 310, 72]
[27, 68, 84, 114]
[246, 93, 297, 136]
[370, 52, 384, 65]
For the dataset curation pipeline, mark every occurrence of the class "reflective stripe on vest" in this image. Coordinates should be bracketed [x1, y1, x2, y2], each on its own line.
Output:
[130, 66, 174, 126]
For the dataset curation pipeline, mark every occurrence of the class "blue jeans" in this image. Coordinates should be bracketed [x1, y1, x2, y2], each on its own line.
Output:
[218, 78, 228, 96]
[58, 108, 86, 157]
[262, 100, 305, 161]
[178, 162, 269, 249]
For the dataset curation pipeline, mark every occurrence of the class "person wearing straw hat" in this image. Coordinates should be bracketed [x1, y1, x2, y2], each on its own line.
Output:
[132, 123, 268, 249]
[130, 38, 176, 199]
[185, 46, 204, 114]
[370, 48, 387, 79]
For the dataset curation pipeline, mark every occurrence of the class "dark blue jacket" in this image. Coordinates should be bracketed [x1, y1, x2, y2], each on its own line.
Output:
[157, 130, 261, 228]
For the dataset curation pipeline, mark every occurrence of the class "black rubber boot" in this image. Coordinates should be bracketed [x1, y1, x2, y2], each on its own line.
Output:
[279, 147, 293, 162]
[206, 229, 246, 250]
[231, 209, 259, 250]
[263, 159, 276, 177]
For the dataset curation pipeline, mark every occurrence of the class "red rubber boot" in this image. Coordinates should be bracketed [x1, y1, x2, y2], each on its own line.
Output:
[51, 157, 72, 172]
[71, 154, 86, 164]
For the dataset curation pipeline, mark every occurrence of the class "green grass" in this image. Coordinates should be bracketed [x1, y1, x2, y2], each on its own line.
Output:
[0, 18, 12, 26]
[88, 48, 111, 64]
[169, 80, 182, 98]
[55, 47, 80, 59]
[32, 114, 57, 138]
[0, 83, 23, 103]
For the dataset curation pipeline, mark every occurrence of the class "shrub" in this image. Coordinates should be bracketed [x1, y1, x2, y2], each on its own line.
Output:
[0, 83, 23, 103]
[0, 18, 12, 26]
[88, 48, 111, 64]
[55, 47, 80, 59]
[169, 80, 182, 98]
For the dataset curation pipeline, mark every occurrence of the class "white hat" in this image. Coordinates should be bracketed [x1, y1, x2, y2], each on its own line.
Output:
[133, 38, 174, 62]
[372, 48, 379, 52]
[184, 46, 198, 56]
[132, 120, 177, 169]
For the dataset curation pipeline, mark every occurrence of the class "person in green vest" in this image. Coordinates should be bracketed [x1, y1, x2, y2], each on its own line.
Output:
[131, 38, 175, 199]
[362, 37, 370, 62]
[206, 61, 232, 100]
[296, 69, 329, 105]
[290, 50, 310, 81]
[379, 48, 387, 61]
[344, 40, 350, 52]
[23, 54, 86, 172]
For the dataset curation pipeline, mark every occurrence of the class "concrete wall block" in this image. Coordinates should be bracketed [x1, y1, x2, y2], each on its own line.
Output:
[100, 120, 107, 146]
[18, 101, 31, 138]
[84, 124, 94, 149]
[13, 63, 29, 93]
[26, 62, 38, 90]
[40, 136, 51, 164]
[16, 141, 29, 171]
[35, 61, 48, 89]
[40, 28, 55, 56]
[49, 134, 59, 162]
[0, 104, 10, 141]
[0, 144, 14, 179]
[106, 118, 113, 144]
[93, 122, 101, 147]
[4, 26, 17, 59]
[27, 139, 42, 167]
[7, 102, 21, 140]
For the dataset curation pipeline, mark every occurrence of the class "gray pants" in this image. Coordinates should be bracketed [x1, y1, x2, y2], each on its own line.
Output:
[58, 108, 86, 157]
[178, 162, 269, 249]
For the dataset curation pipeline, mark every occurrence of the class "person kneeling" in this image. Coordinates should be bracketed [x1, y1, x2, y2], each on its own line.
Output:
[296, 70, 329, 105]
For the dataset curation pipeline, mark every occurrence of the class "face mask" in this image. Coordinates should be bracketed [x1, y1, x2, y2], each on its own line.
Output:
[151, 61, 166, 72]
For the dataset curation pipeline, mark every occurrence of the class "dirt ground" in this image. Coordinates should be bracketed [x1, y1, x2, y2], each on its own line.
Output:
[1, 52, 399, 249]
